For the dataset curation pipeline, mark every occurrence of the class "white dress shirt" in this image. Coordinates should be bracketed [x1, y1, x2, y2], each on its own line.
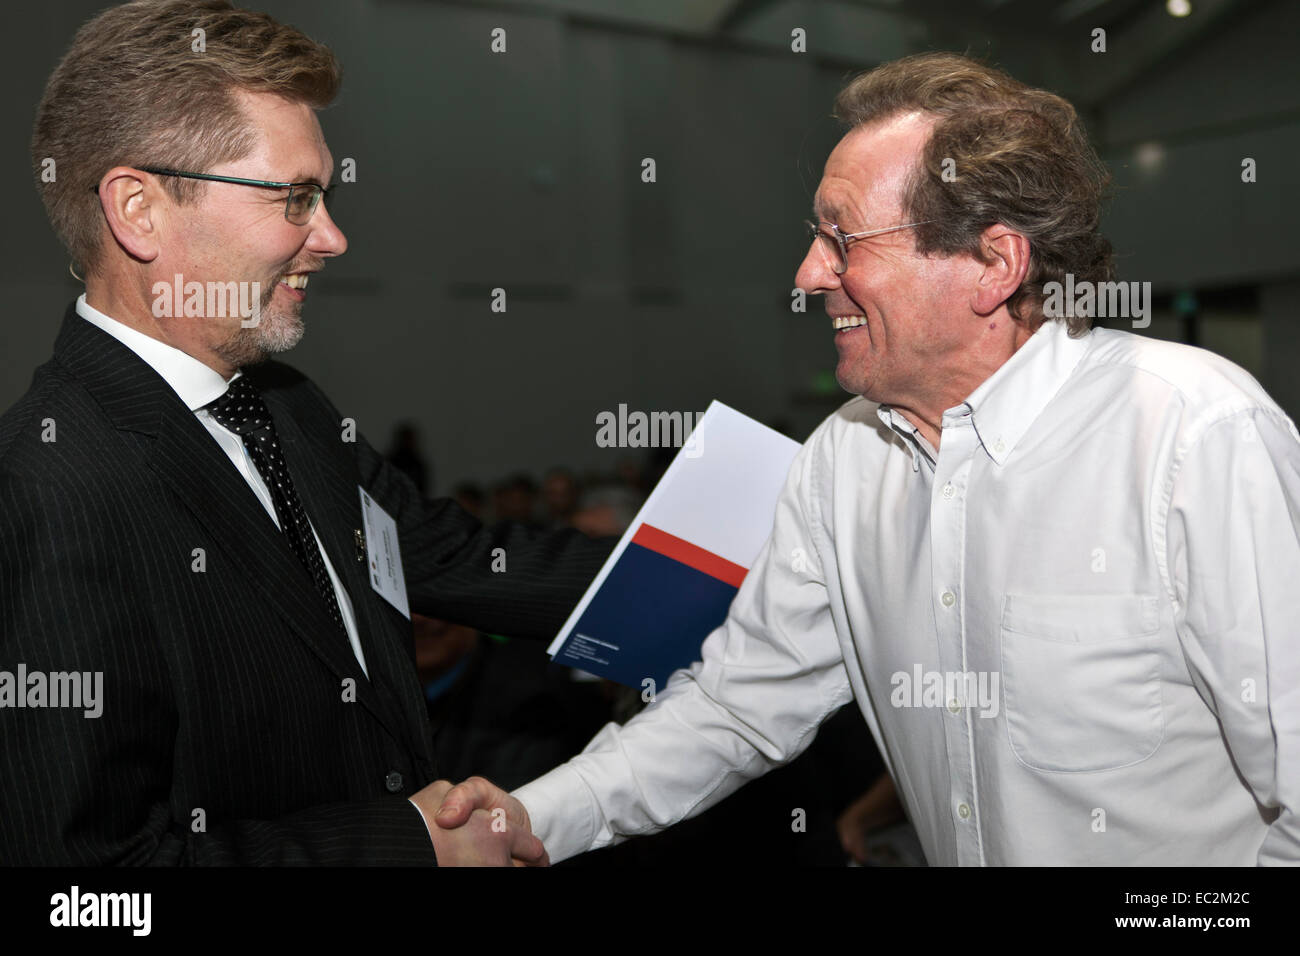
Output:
[75, 295, 368, 675]
[516, 317, 1300, 865]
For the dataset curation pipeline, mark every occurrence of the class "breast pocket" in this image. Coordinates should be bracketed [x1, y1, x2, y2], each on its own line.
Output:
[999, 593, 1164, 773]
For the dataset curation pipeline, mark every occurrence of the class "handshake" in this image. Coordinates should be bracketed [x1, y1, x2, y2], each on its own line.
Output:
[411, 776, 549, 867]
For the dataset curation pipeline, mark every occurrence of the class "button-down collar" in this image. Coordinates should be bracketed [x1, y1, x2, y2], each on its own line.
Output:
[876, 318, 1094, 468]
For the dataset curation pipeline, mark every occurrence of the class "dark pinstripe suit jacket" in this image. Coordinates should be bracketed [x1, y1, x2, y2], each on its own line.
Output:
[0, 305, 609, 865]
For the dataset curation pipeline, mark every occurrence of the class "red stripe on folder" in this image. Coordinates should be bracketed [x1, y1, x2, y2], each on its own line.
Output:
[631, 523, 748, 589]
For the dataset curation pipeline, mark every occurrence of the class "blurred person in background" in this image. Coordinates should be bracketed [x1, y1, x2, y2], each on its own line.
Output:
[386, 421, 430, 496]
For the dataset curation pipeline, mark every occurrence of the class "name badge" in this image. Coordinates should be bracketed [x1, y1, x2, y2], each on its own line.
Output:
[359, 487, 410, 620]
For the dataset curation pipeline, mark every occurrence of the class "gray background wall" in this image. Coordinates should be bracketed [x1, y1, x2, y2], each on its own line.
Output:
[4, 0, 1297, 492]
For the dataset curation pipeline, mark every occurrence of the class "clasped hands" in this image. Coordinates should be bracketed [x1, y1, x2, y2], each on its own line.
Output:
[411, 776, 547, 867]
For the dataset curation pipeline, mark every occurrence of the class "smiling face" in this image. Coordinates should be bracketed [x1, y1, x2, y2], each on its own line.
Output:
[795, 112, 984, 408]
[158, 88, 347, 372]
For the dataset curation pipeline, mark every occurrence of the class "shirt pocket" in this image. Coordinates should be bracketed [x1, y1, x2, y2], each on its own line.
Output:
[999, 593, 1164, 773]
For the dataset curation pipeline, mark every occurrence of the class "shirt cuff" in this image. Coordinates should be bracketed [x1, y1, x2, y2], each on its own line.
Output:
[408, 797, 436, 846]
[513, 764, 598, 864]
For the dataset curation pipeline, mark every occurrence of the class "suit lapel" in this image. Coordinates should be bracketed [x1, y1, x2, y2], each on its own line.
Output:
[264, 399, 425, 752]
[54, 308, 406, 742]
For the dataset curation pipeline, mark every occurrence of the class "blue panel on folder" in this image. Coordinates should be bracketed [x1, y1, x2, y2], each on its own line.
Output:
[553, 541, 739, 689]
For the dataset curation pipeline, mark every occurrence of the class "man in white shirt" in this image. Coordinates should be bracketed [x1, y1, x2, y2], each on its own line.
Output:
[435, 52, 1300, 865]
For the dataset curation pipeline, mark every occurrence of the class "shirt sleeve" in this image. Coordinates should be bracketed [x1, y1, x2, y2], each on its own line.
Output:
[1164, 407, 1300, 865]
[513, 439, 854, 863]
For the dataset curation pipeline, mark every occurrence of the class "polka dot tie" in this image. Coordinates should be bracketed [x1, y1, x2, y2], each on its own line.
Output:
[205, 377, 346, 632]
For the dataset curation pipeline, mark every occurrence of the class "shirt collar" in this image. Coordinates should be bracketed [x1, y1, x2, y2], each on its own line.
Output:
[874, 404, 935, 471]
[874, 318, 1094, 467]
[961, 317, 1094, 465]
[75, 294, 236, 411]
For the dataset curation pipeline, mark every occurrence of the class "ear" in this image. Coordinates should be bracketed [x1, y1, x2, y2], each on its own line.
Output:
[970, 224, 1030, 317]
[95, 167, 163, 263]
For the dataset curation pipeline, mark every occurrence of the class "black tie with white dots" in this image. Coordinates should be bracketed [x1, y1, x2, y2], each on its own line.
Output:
[205, 376, 346, 632]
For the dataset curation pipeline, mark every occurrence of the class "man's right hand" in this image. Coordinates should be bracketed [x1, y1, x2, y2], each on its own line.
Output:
[431, 775, 547, 867]
[411, 780, 549, 866]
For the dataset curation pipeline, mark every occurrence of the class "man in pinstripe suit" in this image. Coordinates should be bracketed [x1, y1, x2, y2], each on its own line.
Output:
[1, 0, 606, 865]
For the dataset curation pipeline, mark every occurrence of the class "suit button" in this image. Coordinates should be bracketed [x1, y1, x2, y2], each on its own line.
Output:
[385, 771, 404, 793]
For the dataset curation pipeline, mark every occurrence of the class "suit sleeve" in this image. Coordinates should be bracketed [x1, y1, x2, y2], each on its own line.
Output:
[0, 472, 437, 866]
[351, 424, 613, 640]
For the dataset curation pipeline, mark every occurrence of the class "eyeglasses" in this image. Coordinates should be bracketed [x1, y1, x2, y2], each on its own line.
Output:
[91, 167, 333, 225]
[804, 218, 936, 275]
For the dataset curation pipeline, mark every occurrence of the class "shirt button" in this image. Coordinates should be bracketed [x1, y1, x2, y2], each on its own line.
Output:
[941, 590, 956, 607]
[942, 483, 955, 499]
[385, 771, 404, 793]
[947, 698, 961, 714]
[957, 803, 971, 820]
[993, 439, 1005, 453]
